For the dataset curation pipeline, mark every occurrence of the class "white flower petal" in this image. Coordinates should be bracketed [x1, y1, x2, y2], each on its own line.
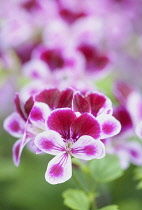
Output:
[136, 121, 142, 139]
[97, 114, 121, 139]
[29, 102, 50, 130]
[3, 112, 25, 138]
[45, 153, 72, 184]
[71, 135, 105, 160]
[34, 130, 65, 155]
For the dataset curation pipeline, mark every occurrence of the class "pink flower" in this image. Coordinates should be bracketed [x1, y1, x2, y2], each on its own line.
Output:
[106, 105, 142, 169]
[34, 108, 105, 184]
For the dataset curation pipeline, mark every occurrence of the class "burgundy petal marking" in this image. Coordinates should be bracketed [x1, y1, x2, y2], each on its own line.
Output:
[14, 93, 27, 121]
[113, 106, 133, 133]
[24, 96, 34, 116]
[78, 44, 109, 72]
[35, 88, 60, 109]
[73, 92, 90, 113]
[55, 88, 74, 109]
[86, 93, 107, 117]
[71, 113, 101, 140]
[47, 109, 77, 139]
[40, 49, 65, 71]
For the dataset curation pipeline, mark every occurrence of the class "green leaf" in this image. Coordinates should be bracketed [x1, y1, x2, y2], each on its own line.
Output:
[62, 189, 90, 210]
[99, 204, 119, 210]
[134, 166, 142, 189]
[137, 180, 142, 189]
[88, 154, 123, 183]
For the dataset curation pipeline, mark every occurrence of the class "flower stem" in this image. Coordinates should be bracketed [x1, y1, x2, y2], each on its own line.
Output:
[72, 170, 89, 193]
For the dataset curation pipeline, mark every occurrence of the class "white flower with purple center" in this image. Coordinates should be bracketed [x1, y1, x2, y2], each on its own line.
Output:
[34, 108, 105, 184]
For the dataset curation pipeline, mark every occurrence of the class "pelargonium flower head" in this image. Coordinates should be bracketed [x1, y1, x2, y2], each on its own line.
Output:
[32, 45, 81, 72]
[34, 108, 105, 184]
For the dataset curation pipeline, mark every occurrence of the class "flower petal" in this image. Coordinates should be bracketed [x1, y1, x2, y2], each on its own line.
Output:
[34, 130, 65, 155]
[86, 92, 113, 117]
[29, 102, 51, 130]
[97, 114, 121, 139]
[35, 88, 60, 109]
[55, 88, 74, 109]
[14, 93, 27, 121]
[127, 91, 142, 125]
[113, 106, 133, 133]
[73, 92, 90, 113]
[12, 139, 22, 166]
[71, 135, 105, 160]
[45, 153, 72, 184]
[114, 81, 134, 105]
[47, 108, 77, 139]
[71, 113, 101, 140]
[136, 121, 142, 139]
[24, 96, 34, 117]
[3, 112, 25, 138]
[127, 142, 142, 166]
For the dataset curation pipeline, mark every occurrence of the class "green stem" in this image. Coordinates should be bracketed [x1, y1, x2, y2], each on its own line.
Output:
[88, 192, 97, 210]
[72, 170, 89, 193]
[91, 199, 97, 210]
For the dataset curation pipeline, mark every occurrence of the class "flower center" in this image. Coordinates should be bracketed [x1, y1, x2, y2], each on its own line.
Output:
[65, 140, 73, 153]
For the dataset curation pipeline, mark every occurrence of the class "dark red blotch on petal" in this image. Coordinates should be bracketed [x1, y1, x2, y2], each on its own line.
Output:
[14, 93, 27, 121]
[59, 9, 86, 24]
[73, 92, 90, 113]
[35, 88, 60, 109]
[78, 44, 109, 72]
[24, 96, 34, 116]
[40, 49, 65, 71]
[47, 109, 77, 140]
[113, 106, 133, 133]
[86, 93, 106, 117]
[71, 113, 101, 140]
[55, 88, 74, 109]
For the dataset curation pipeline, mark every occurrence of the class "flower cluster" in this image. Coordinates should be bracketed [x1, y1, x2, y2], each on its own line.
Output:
[1, 0, 142, 190]
[4, 88, 121, 184]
